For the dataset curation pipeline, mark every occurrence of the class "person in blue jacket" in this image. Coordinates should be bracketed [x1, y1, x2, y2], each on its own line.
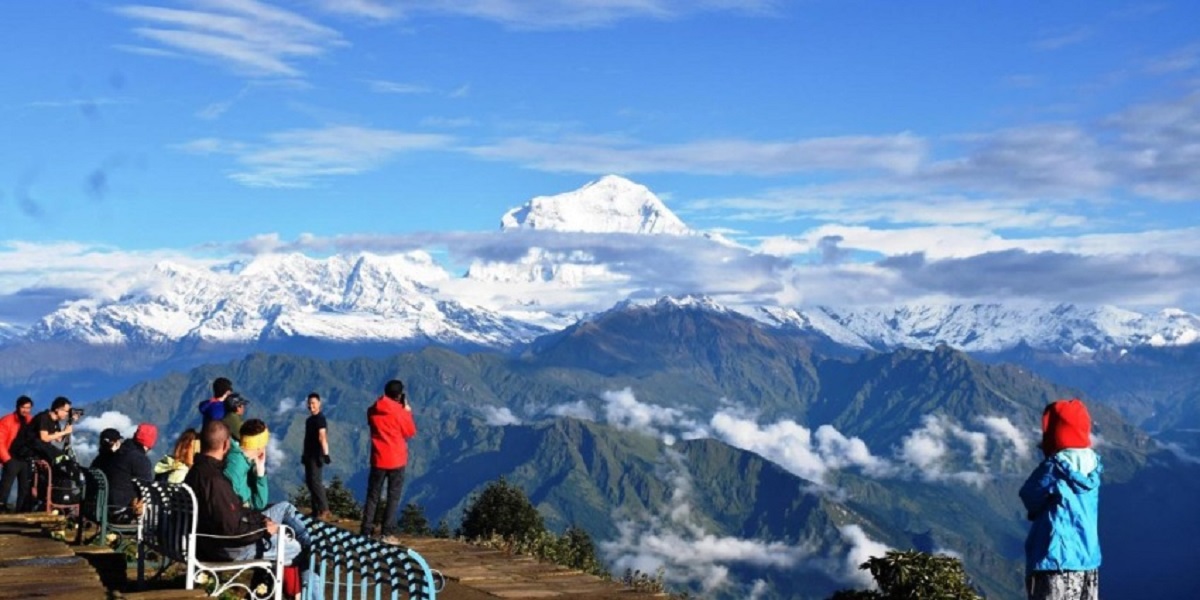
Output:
[1019, 398, 1101, 600]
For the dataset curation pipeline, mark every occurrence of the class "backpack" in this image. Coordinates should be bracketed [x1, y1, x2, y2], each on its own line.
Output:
[51, 458, 85, 505]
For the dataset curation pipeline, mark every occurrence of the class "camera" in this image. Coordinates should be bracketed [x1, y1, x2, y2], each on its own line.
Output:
[69, 408, 85, 423]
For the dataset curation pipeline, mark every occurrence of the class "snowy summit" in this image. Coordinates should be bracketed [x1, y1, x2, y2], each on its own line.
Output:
[500, 175, 691, 235]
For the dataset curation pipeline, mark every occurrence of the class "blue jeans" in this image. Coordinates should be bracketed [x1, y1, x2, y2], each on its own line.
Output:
[226, 502, 304, 563]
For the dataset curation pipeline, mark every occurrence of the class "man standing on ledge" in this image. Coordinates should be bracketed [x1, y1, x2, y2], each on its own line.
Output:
[361, 379, 416, 544]
[301, 392, 332, 521]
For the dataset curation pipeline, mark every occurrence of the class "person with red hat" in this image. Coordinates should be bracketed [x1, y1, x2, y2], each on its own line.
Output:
[1019, 398, 1102, 600]
[99, 423, 156, 523]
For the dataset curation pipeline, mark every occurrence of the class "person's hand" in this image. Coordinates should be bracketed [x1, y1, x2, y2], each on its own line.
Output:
[264, 518, 279, 536]
[322, 454, 331, 465]
[61, 424, 74, 436]
[254, 452, 267, 476]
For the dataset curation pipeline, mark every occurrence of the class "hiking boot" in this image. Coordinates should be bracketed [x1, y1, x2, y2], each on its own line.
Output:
[380, 534, 402, 545]
[317, 510, 334, 522]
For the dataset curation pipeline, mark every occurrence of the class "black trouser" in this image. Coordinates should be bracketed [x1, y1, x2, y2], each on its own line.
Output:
[302, 458, 328, 515]
[360, 466, 405, 536]
[0, 458, 31, 512]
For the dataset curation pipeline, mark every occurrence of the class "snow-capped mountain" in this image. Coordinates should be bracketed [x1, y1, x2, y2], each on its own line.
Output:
[8, 175, 1200, 362]
[500, 174, 691, 235]
[467, 175, 693, 288]
[28, 252, 546, 348]
[0, 322, 22, 341]
[760, 303, 1200, 354]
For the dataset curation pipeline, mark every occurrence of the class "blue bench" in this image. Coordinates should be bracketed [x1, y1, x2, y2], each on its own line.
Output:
[299, 516, 443, 600]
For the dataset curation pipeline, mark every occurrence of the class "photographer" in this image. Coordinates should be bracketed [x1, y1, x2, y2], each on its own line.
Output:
[18, 397, 75, 464]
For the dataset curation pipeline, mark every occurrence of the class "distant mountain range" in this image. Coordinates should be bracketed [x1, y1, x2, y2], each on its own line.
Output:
[2, 175, 1199, 430]
[80, 298, 1194, 599]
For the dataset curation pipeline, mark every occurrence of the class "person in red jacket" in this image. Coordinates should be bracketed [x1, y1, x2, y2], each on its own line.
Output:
[360, 379, 417, 543]
[0, 396, 34, 512]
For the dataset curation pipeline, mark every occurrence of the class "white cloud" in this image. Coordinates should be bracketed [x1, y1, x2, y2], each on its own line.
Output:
[481, 406, 521, 426]
[266, 435, 287, 471]
[836, 524, 892, 588]
[470, 133, 926, 176]
[178, 125, 453, 188]
[601, 388, 699, 444]
[366, 80, 432, 94]
[895, 414, 1029, 485]
[113, 0, 345, 77]
[275, 396, 297, 415]
[977, 415, 1032, 464]
[548, 400, 596, 421]
[318, 0, 779, 30]
[76, 410, 138, 437]
[708, 412, 889, 483]
[601, 450, 814, 595]
[74, 410, 139, 465]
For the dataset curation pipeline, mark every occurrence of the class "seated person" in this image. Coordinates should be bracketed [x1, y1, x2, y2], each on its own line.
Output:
[97, 424, 156, 523]
[184, 420, 299, 564]
[225, 419, 310, 549]
[154, 429, 199, 484]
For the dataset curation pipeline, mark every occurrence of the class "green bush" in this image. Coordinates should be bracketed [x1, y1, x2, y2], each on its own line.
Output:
[458, 477, 545, 541]
[398, 502, 432, 535]
[289, 476, 363, 520]
[827, 550, 981, 600]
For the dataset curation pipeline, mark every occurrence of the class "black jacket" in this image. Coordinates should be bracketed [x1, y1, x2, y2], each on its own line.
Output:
[95, 442, 152, 510]
[183, 454, 267, 560]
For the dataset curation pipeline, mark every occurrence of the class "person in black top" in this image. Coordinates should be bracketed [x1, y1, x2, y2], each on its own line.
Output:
[301, 392, 331, 520]
[19, 397, 73, 463]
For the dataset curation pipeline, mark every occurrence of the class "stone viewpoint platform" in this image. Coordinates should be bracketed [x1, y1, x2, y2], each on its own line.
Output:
[0, 513, 657, 599]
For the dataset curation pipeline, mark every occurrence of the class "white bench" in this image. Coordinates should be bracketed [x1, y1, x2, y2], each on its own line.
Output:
[136, 480, 292, 600]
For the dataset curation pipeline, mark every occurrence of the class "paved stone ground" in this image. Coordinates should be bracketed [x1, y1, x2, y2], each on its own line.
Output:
[396, 537, 652, 599]
[0, 512, 659, 599]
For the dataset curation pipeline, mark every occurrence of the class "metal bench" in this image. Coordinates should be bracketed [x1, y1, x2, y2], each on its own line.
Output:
[136, 480, 292, 600]
[299, 516, 443, 600]
[77, 468, 141, 552]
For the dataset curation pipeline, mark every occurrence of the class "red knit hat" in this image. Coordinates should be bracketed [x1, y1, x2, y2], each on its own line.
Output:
[133, 423, 158, 450]
[1041, 399, 1091, 456]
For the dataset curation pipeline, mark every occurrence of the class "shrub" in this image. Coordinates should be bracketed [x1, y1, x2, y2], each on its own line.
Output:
[458, 477, 545, 541]
[398, 502, 432, 536]
[827, 550, 982, 600]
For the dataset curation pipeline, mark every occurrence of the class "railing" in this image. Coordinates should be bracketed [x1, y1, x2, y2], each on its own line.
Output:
[299, 516, 444, 600]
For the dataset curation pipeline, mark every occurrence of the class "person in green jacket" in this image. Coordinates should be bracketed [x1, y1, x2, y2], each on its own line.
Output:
[223, 419, 313, 552]
[223, 419, 270, 509]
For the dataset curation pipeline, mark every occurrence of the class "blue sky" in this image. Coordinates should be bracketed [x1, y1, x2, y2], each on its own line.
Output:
[2, 0, 1200, 323]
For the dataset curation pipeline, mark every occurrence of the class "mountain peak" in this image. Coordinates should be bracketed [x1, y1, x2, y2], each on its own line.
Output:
[500, 175, 690, 235]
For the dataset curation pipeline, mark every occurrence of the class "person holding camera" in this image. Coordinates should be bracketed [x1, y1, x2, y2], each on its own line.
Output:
[360, 379, 417, 543]
[301, 392, 332, 521]
[19, 396, 74, 464]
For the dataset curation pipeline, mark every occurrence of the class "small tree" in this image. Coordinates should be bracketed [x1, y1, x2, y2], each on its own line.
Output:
[459, 477, 545, 541]
[398, 502, 432, 536]
[827, 550, 982, 600]
[327, 476, 363, 520]
[290, 476, 363, 520]
[432, 519, 451, 539]
[554, 525, 605, 575]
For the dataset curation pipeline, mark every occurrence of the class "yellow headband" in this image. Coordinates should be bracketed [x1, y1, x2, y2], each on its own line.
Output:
[241, 430, 270, 452]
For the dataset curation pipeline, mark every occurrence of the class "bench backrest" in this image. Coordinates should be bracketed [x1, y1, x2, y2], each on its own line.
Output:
[301, 516, 441, 600]
[81, 468, 109, 522]
[134, 479, 194, 565]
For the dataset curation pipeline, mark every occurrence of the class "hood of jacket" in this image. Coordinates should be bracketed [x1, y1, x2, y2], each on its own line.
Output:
[154, 455, 187, 474]
[1054, 448, 1102, 492]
